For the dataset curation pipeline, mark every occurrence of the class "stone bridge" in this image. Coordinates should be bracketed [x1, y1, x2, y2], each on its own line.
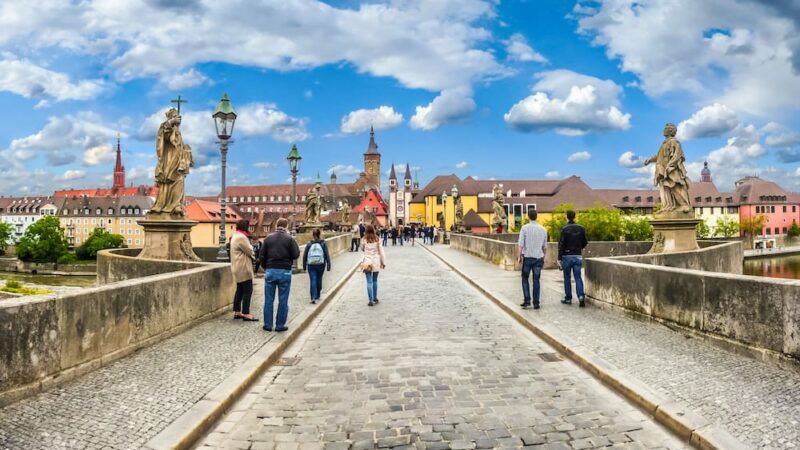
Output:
[0, 240, 798, 450]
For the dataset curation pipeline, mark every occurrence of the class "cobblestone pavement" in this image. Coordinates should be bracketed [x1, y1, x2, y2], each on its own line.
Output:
[427, 245, 800, 449]
[199, 245, 687, 450]
[0, 251, 362, 450]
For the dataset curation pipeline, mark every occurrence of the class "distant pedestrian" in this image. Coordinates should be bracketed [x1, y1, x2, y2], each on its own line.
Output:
[359, 221, 366, 242]
[302, 228, 331, 304]
[398, 226, 404, 246]
[391, 227, 397, 246]
[350, 223, 360, 252]
[231, 220, 258, 321]
[558, 210, 588, 307]
[259, 217, 300, 332]
[381, 226, 389, 246]
[360, 224, 386, 306]
[410, 225, 416, 246]
[251, 239, 262, 273]
[518, 208, 547, 310]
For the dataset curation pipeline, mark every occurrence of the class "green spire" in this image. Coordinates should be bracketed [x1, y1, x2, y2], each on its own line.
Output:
[315, 171, 322, 184]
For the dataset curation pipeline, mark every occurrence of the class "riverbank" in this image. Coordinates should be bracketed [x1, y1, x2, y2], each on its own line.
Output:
[744, 244, 800, 259]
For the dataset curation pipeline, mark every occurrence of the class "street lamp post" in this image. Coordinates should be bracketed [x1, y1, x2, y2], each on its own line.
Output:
[452, 184, 459, 232]
[287, 145, 302, 235]
[213, 93, 237, 262]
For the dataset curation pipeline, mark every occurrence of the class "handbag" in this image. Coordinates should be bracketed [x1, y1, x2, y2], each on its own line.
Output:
[360, 262, 373, 273]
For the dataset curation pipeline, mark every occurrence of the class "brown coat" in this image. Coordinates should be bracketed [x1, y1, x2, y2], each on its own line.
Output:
[230, 231, 255, 283]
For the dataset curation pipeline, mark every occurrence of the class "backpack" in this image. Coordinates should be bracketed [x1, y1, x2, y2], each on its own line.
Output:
[308, 242, 325, 265]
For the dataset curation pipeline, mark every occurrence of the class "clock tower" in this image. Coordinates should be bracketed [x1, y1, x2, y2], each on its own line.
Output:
[363, 126, 381, 190]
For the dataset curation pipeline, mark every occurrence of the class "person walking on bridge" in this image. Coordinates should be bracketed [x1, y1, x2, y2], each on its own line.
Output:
[518, 208, 547, 310]
[302, 228, 331, 304]
[231, 219, 258, 321]
[360, 224, 386, 307]
[258, 217, 300, 332]
[558, 210, 588, 307]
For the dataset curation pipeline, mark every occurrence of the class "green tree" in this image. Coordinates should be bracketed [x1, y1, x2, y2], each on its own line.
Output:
[76, 229, 125, 260]
[623, 216, 654, 241]
[788, 220, 800, 238]
[696, 219, 711, 239]
[713, 217, 740, 238]
[578, 204, 626, 241]
[0, 222, 13, 252]
[544, 203, 573, 242]
[740, 215, 768, 249]
[16, 216, 69, 263]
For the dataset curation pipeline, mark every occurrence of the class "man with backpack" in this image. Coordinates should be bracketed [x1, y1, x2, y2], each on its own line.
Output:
[302, 228, 331, 304]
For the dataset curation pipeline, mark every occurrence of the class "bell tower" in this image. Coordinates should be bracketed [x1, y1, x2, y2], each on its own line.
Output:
[363, 126, 381, 190]
[113, 133, 125, 191]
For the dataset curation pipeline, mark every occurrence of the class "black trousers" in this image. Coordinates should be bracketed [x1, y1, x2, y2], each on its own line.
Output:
[233, 279, 253, 314]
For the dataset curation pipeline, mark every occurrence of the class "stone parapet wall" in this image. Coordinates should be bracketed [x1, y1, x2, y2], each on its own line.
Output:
[585, 242, 799, 361]
[453, 233, 652, 270]
[0, 260, 234, 407]
[617, 240, 744, 274]
[0, 258, 97, 275]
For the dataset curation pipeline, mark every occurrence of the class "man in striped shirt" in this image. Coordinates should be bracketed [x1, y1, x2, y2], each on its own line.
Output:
[518, 208, 548, 309]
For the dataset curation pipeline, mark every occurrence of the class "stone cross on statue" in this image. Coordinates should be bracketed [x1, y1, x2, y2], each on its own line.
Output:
[170, 95, 188, 114]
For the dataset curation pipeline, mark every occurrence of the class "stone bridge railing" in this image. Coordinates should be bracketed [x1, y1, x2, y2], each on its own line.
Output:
[0, 233, 351, 408]
[585, 241, 800, 363]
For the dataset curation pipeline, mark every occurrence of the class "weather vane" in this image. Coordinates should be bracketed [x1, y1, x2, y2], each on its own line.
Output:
[170, 95, 187, 114]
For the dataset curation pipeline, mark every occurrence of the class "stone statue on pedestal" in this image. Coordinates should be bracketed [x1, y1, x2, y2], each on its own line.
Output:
[305, 186, 321, 224]
[644, 123, 692, 218]
[491, 183, 507, 229]
[454, 195, 464, 232]
[340, 200, 351, 225]
[148, 108, 194, 220]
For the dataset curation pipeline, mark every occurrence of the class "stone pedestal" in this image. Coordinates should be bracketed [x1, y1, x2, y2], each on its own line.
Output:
[300, 222, 324, 234]
[648, 217, 700, 254]
[137, 219, 200, 261]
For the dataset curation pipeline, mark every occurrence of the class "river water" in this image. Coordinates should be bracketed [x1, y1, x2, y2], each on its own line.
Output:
[0, 271, 96, 287]
[743, 254, 800, 280]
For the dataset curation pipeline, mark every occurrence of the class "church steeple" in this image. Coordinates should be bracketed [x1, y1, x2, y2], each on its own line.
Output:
[113, 133, 125, 190]
[362, 126, 381, 190]
[700, 161, 712, 183]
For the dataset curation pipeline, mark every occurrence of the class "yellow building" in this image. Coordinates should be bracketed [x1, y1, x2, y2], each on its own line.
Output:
[186, 198, 240, 247]
[57, 196, 153, 248]
[410, 175, 605, 232]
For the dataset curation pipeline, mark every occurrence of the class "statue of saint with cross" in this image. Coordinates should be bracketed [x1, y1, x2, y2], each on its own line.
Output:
[148, 98, 193, 219]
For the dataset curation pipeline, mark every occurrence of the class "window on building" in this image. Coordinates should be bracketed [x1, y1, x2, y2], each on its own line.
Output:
[108, 208, 114, 215]
[772, 206, 776, 213]
[794, 206, 797, 213]
[270, 196, 275, 202]
[709, 207, 714, 215]
[127, 239, 132, 245]
[247, 197, 252, 202]
[698, 207, 703, 215]
[128, 219, 133, 224]
[783, 227, 788, 234]
[83, 218, 88, 224]
[766, 228, 771, 235]
[783, 206, 787, 213]
[277, 196, 282, 202]
[775, 227, 780, 235]
[247, 207, 252, 212]
[134, 208, 140, 215]
[135, 239, 140, 245]
[91, 218, 96, 225]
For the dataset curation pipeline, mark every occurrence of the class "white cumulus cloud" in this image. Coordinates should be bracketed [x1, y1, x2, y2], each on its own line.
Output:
[83, 144, 115, 166]
[504, 33, 547, 63]
[410, 88, 476, 130]
[340, 106, 403, 134]
[328, 164, 361, 177]
[456, 161, 468, 169]
[59, 169, 85, 181]
[164, 68, 209, 90]
[618, 151, 645, 168]
[545, 171, 560, 178]
[677, 103, 740, 140]
[504, 70, 631, 135]
[568, 151, 591, 162]
[0, 55, 107, 104]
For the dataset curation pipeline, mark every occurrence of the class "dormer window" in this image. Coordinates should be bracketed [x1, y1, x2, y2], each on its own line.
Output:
[108, 208, 114, 215]
[694, 197, 701, 202]
[635, 196, 641, 203]
[647, 196, 653, 202]
[96, 208, 102, 215]
[622, 196, 629, 202]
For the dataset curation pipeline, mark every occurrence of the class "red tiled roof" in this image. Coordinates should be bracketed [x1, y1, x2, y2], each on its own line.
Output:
[353, 189, 388, 216]
[186, 198, 242, 223]
[54, 186, 157, 197]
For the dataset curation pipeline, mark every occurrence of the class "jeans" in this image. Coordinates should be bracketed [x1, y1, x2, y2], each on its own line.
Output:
[350, 238, 359, 252]
[561, 255, 585, 300]
[365, 272, 379, 302]
[307, 264, 325, 300]
[521, 257, 544, 305]
[264, 269, 292, 329]
[233, 279, 253, 314]
[382, 235, 388, 246]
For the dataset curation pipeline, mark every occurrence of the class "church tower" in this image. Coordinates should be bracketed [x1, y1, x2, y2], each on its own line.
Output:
[700, 161, 712, 183]
[113, 134, 125, 191]
[388, 163, 398, 226]
[363, 126, 381, 190]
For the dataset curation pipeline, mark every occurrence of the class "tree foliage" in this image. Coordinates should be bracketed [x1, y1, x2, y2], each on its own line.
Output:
[16, 216, 69, 263]
[695, 219, 711, 239]
[544, 203, 650, 242]
[788, 220, 800, 238]
[0, 222, 12, 250]
[740, 215, 768, 249]
[713, 217, 740, 238]
[76, 229, 125, 260]
[623, 216, 654, 241]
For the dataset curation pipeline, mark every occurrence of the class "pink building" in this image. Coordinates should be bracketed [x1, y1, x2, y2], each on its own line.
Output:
[735, 176, 800, 237]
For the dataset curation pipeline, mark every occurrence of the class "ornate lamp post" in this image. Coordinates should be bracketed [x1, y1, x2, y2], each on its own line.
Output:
[452, 184, 460, 232]
[213, 93, 237, 261]
[287, 144, 302, 234]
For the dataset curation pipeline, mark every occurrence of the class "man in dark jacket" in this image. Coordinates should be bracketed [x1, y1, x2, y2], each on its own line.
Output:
[259, 218, 300, 331]
[558, 210, 588, 307]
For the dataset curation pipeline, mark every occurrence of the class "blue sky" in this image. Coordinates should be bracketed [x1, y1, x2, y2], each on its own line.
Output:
[1, 0, 800, 197]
